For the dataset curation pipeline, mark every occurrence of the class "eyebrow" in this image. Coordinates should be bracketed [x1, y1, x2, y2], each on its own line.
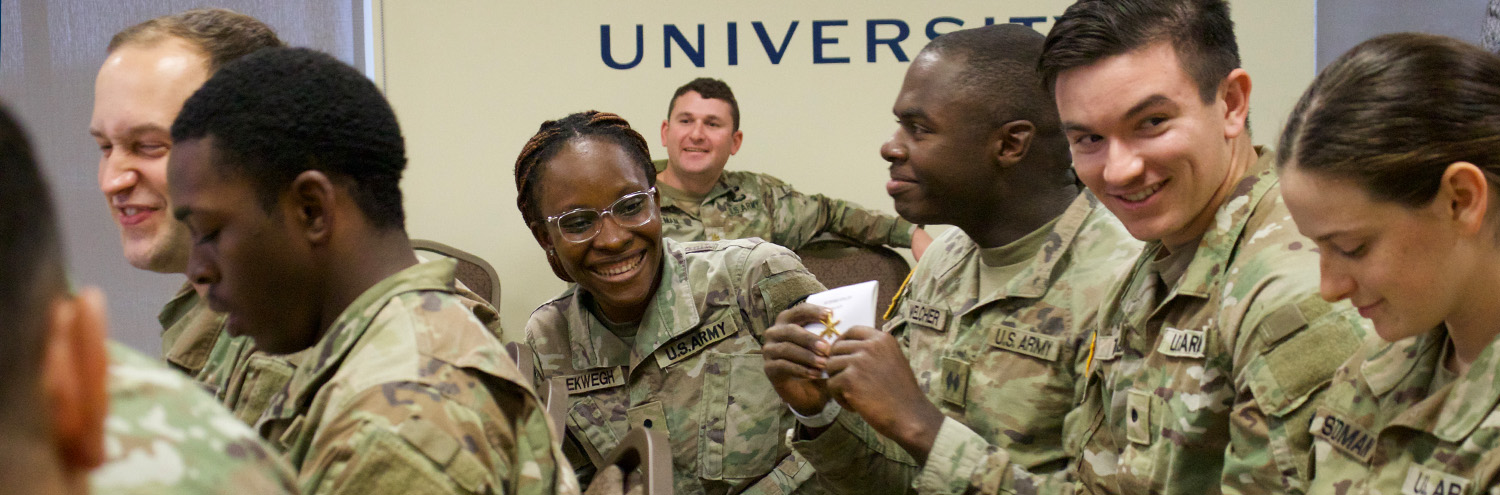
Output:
[89, 123, 171, 140]
[895, 107, 928, 122]
[1061, 94, 1175, 135]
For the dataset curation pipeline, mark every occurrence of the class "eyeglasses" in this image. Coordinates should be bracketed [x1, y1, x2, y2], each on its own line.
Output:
[545, 188, 658, 243]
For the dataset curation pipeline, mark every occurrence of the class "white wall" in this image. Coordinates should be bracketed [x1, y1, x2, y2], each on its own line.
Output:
[375, 0, 1317, 342]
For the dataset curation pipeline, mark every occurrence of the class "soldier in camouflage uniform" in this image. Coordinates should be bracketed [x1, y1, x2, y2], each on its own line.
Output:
[654, 77, 933, 256]
[762, 25, 1140, 495]
[168, 47, 575, 495]
[0, 102, 295, 495]
[515, 111, 827, 495]
[938, 1, 1371, 493]
[92, 9, 297, 425]
[1277, 34, 1500, 494]
[94, 342, 298, 494]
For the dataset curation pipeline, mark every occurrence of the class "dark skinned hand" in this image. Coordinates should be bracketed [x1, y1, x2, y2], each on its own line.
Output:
[825, 325, 946, 464]
[762, 303, 834, 416]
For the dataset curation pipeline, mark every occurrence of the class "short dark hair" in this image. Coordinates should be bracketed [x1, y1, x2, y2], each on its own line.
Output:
[1039, 0, 1241, 104]
[0, 104, 65, 432]
[108, 8, 284, 73]
[925, 24, 1061, 137]
[514, 111, 655, 227]
[171, 47, 408, 229]
[1278, 33, 1500, 208]
[667, 78, 741, 131]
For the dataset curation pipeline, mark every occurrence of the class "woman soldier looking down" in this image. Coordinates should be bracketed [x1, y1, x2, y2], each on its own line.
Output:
[1278, 33, 1500, 492]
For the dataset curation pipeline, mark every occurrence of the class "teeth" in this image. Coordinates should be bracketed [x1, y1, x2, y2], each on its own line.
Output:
[123, 207, 140, 216]
[594, 253, 643, 277]
[1123, 183, 1163, 202]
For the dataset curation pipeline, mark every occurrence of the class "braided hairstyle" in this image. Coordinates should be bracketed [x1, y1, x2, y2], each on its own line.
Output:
[514, 111, 655, 229]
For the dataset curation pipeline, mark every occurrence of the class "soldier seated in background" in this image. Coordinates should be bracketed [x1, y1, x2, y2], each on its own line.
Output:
[166, 47, 573, 494]
[655, 77, 934, 259]
[761, 24, 1140, 494]
[90, 8, 293, 425]
[517, 110, 826, 494]
[0, 103, 295, 495]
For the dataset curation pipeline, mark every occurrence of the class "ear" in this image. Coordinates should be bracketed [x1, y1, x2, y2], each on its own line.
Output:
[660, 119, 671, 147]
[729, 129, 744, 156]
[288, 170, 337, 245]
[530, 222, 575, 283]
[1219, 68, 1252, 139]
[1439, 162, 1491, 237]
[42, 287, 110, 473]
[993, 120, 1036, 168]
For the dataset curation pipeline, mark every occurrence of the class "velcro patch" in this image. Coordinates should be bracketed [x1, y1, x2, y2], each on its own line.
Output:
[1310, 408, 1375, 464]
[991, 327, 1063, 362]
[938, 357, 970, 406]
[1402, 465, 1470, 495]
[905, 301, 949, 332]
[1094, 335, 1121, 362]
[654, 316, 738, 369]
[562, 367, 627, 394]
[1158, 327, 1206, 358]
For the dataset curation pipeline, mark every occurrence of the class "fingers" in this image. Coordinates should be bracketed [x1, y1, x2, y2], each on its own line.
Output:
[775, 302, 831, 326]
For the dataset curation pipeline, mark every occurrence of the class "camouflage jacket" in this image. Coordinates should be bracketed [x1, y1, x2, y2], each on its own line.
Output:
[159, 283, 301, 426]
[791, 192, 1141, 495]
[1056, 150, 1371, 495]
[658, 169, 915, 250]
[1307, 326, 1500, 494]
[256, 259, 576, 495]
[161, 266, 503, 427]
[91, 341, 298, 494]
[526, 238, 826, 495]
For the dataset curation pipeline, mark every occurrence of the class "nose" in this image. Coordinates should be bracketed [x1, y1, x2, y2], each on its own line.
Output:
[591, 214, 633, 251]
[880, 132, 905, 164]
[1101, 141, 1145, 187]
[687, 122, 707, 141]
[186, 247, 219, 288]
[99, 155, 140, 196]
[1318, 255, 1355, 303]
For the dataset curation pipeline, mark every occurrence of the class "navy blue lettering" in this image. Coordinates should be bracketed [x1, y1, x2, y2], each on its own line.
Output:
[600, 24, 644, 70]
[664, 24, 706, 68]
[727, 22, 739, 66]
[866, 19, 909, 63]
[753, 21, 799, 65]
[984, 17, 997, 26]
[812, 20, 850, 64]
[926, 17, 963, 40]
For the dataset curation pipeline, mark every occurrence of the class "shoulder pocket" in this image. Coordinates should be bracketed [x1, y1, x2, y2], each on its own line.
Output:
[331, 422, 490, 495]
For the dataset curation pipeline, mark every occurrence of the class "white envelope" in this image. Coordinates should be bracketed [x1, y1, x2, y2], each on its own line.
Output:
[803, 280, 879, 344]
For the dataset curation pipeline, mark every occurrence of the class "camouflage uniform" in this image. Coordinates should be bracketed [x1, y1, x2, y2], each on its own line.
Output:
[657, 168, 915, 250]
[1053, 150, 1370, 494]
[255, 259, 576, 495]
[791, 192, 1142, 495]
[159, 283, 302, 426]
[527, 238, 826, 495]
[160, 265, 501, 426]
[91, 341, 298, 495]
[1306, 327, 1500, 494]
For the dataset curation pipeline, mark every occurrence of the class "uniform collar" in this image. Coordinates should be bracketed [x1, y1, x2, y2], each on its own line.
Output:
[1360, 328, 1441, 398]
[158, 281, 226, 373]
[566, 238, 702, 371]
[1172, 147, 1278, 299]
[267, 259, 460, 421]
[1383, 327, 1500, 442]
[657, 174, 734, 211]
[957, 192, 1100, 316]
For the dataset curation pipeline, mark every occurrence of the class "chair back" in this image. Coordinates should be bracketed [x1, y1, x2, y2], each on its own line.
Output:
[412, 239, 502, 307]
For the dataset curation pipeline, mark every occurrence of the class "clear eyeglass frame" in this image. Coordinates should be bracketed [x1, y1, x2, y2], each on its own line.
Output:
[544, 187, 658, 244]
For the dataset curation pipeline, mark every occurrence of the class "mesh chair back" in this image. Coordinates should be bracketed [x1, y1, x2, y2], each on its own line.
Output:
[412, 239, 501, 307]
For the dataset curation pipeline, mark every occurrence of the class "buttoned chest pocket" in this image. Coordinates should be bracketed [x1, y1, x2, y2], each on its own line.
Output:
[699, 351, 789, 480]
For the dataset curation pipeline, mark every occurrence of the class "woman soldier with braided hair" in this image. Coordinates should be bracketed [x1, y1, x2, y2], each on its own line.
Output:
[1278, 33, 1500, 492]
[515, 111, 827, 495]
